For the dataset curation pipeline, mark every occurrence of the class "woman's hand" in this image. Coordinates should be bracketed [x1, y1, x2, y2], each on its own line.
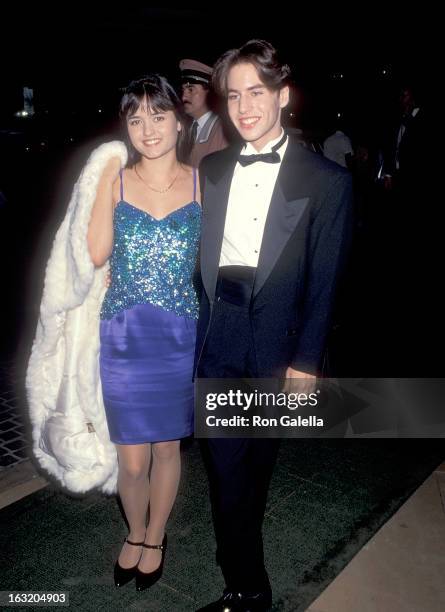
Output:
[105, 270, 112, 288]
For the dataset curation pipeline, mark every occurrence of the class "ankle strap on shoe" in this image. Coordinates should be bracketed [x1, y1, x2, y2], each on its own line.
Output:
[142, 542, 164, 550]
[124, 537, 145, 546]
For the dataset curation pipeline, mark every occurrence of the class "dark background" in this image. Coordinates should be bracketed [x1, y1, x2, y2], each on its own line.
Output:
[0, 6, 428, 130]
[0, 6, 434, 377]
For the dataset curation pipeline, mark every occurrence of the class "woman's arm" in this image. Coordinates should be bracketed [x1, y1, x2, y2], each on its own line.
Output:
[87, 157, 122, 267]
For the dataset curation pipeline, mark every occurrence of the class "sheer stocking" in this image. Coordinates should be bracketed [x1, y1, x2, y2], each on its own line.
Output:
[138, 440, 181, 572]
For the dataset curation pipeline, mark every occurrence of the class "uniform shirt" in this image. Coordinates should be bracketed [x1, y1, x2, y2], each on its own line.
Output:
[219, 130, 288, 268]
[194, 111, 213, 141]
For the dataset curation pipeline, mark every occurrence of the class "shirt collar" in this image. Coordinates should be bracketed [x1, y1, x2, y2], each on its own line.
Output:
[243, 128, 286, 155]
[196, 110, 213, 130]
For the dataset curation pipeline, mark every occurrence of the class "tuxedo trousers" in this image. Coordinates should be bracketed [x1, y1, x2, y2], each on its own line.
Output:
[197, 266, 280, 592]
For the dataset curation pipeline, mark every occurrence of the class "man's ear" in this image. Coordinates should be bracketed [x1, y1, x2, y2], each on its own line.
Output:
[279, 86, 290, 109]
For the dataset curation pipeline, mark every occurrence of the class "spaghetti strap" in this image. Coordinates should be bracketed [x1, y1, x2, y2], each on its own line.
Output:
[119, 168, 124, 201]
[192, 167, 197, 202]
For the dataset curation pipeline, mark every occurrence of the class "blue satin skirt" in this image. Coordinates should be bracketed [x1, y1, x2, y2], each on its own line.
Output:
[99, 302, 196, 444]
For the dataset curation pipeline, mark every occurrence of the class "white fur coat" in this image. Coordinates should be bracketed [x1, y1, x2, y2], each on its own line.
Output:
[26, 141, 128, 495]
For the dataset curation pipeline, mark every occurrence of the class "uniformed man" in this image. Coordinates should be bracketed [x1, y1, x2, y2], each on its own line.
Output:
[179, 58, 229, 167]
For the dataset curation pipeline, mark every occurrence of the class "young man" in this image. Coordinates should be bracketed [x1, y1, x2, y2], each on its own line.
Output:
[195, 40, 353, 611]
[179, 58, 229, 167]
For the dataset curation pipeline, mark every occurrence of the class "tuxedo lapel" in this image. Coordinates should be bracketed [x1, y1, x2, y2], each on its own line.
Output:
[200, 138, 311, 301]
[253, 139, 310, 297]
[200, 151, 239, 301]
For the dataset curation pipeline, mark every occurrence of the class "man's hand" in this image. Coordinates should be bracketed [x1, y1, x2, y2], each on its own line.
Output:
[283, 367, 316, 395]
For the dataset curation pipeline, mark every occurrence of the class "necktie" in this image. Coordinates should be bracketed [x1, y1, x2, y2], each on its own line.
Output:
[191, 121, 199, 143]
[238, 132, 287, 166]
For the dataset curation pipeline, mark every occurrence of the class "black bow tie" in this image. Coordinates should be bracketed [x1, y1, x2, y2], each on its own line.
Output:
[238, 133, 287, 167]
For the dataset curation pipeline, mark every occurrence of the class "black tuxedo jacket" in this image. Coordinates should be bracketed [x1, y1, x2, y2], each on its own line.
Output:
[383, 108, 426, 185]
[194, 135, 353, 377]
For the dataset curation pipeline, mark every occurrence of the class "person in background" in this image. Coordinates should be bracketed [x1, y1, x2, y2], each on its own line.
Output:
[180, 58, 229, 166]
[383, 84, 424, 196]
[380, 82, 434, 374]
[323, 114, 354, 169]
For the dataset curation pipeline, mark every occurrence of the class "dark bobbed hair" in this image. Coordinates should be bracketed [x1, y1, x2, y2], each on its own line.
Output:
[212, 39, 292, 98]
[120, 74, 192, 164]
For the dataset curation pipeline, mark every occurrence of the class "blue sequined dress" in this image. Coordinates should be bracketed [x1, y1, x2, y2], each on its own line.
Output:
[99, 168, 201, 444]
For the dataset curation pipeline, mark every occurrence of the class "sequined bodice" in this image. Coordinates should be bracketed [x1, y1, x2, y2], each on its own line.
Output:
[100, 200, 201, 320]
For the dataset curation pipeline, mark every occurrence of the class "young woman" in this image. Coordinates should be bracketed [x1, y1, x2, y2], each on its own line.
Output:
[87, 74, 201, 590]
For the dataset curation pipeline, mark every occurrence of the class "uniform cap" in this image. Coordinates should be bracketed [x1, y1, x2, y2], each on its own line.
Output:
[179, 59, 213, 85]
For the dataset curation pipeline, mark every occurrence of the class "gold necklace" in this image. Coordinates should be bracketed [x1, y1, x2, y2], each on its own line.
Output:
[134, 164, 181, 194]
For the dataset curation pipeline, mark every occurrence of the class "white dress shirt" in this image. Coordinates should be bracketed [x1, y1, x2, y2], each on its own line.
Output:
[219, 130, 288, 268]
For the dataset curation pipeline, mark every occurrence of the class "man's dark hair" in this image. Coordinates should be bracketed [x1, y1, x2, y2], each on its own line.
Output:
[212, 39, 291, 98]
[120, 74, 192, 164]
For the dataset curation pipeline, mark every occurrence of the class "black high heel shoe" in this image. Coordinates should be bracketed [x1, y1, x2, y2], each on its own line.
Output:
[135, 533, 167, 592]
[114, 537, 144, 587]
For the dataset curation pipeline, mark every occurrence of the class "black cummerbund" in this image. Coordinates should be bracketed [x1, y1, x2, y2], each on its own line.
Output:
[215, 265, 256, 307]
